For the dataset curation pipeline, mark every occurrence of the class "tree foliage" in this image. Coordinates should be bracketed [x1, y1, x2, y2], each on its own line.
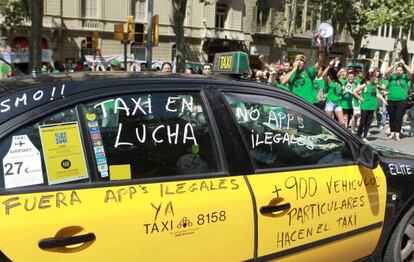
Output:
[364, 0, 414, 30]
[0, 0, 29, 29]
[326, 0, 380, 56]
[363, 0, 414, 61]
[328, 0, 414, 58]
[0, 0, 43, 73]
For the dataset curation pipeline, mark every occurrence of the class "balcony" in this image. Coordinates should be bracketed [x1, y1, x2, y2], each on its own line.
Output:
[81, 18, 100, 29]
[253, 24, 274, 35]
[204, 27, 245, 41]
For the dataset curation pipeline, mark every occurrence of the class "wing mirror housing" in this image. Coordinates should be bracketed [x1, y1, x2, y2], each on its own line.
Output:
[358, 144, 379, 169]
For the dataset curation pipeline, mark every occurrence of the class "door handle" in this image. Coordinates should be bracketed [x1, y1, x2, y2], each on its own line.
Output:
[260, 203, 291, 214]
[38, 233, 96, 249]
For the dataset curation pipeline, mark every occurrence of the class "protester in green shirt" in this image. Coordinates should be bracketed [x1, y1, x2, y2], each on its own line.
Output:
[320, 60, 345, 125]
[312, 66, 326, 109]
[337, 68, 347, 86]
[341, 70, 357, 128]
[273, 69, 289, 90]
[280, 34, 325, 104]
[354, 71, 363, 85]
[353, 72, 388, 142]
[384, 59, 413, 141]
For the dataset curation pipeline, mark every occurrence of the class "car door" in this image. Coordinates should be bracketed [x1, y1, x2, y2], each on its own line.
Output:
[0, 87, 255, 261]
[221, 90, 387, 261]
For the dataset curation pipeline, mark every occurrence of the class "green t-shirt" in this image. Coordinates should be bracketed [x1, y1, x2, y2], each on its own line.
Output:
[379, 79, 389, 89]
[354, 76, 362, 85]
[274, 81, 289, 90]
[326, 81, 343, 105]
[288, 66, 316, 103]
[361, 83, 379, 110]
[341, 81, 357, 109]
[388, 73, 409, 101]
[339, 78, 347, 86]
[312, 78, 325, 104]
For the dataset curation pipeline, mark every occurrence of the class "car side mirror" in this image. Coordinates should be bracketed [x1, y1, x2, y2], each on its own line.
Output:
[358, 144, 379, 169]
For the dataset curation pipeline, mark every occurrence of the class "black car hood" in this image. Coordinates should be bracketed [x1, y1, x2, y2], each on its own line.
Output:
[370, 144, 414, 160]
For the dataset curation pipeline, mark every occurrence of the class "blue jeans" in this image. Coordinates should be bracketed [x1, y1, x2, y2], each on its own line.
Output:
[376, 100, 387, 126]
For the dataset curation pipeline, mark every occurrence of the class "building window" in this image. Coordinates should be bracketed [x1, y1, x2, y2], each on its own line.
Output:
[257, 0, 270, 28]
[215, 3, 228, 29]
[131, 43, 146, 60]
[132, 0, 146, 22]
[295, 0, 305, 32]
[82, 0, 98, 18]
[305, 2, 320, 32]
[380, 25, 386, 37]
[286, 0, 305, 33]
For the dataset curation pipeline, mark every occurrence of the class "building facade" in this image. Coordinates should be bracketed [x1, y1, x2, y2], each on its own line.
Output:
[0, 0, 413, 72]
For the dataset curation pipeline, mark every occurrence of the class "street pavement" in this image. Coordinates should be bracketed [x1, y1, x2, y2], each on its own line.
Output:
[364, 122, 414, 156]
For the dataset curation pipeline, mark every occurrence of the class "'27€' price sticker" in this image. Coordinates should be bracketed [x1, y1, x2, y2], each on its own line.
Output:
[2, 135, 44, 188]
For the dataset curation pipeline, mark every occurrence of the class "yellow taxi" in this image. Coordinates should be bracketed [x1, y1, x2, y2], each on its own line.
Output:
[0, 68, 413, 261]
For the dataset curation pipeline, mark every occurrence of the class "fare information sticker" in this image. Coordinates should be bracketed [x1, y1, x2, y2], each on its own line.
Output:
[39, 122, 88, 185]
[3, 135, 44, 188]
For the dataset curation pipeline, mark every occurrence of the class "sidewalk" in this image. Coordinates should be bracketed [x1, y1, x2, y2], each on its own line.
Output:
[364, 123, 414, 156]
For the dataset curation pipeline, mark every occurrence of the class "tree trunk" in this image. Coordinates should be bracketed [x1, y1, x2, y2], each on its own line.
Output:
[352, 34, 363, 58]
[391, 37, 399, 64]
[172, 0, 187, 73]
[400, 29, 409, 64]
[29, 0, 43, 73]
[289, 0, 297, 34]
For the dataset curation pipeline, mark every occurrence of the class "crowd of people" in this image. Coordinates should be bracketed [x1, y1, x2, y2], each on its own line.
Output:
[252, 35, 414, 142]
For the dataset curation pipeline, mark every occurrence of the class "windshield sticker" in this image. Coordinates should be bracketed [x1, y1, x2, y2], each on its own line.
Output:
[85, 113, 96, 121]
[2, 135, 44, 189]
[87, 121, 108, 178]
[109, 164, 131, 181]
[39, 122, 88, 185]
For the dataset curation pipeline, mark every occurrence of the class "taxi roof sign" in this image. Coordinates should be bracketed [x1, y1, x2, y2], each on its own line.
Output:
[213, 51, 250, 75]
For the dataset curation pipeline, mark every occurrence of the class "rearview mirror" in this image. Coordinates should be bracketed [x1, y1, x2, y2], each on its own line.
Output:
[358, 144, 379, 169]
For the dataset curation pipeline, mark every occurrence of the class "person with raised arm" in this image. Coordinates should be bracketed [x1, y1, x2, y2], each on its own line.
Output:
[322, 59, 345, 126]
[384, 59, 413, 141]
[280, 34, 325, 104]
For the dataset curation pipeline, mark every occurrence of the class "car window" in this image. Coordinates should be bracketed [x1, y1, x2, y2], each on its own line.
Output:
[224, 92, 353, 170]
[0, 108, 90, 189]
[82, 92, 220, 180]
